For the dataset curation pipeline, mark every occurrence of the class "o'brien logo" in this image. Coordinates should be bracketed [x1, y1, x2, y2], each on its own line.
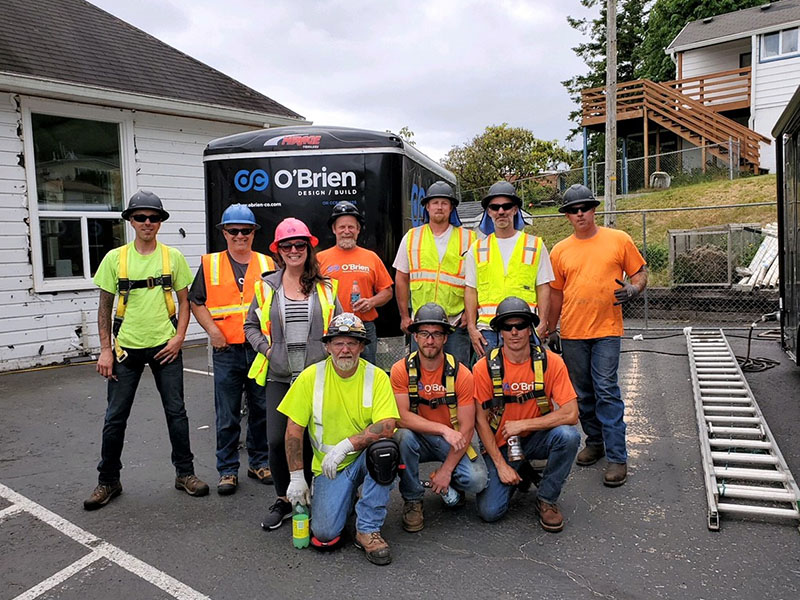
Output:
[341, 264, 371, 273]
[274, 167, 357, 197]
[234, 169, 269, 192]
[503, 381, 536, 393]
[264, 135, 322, 148]
[421, 383, 446, 394]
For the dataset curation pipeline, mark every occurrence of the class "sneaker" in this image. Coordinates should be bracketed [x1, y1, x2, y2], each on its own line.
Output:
[261, 498, 292, 530]
[174, 474, 210, 497]
[354, 531, 391, 565]
[247, 466, 274, 485]
[402, 500, 424, 532]
[604, 462, 628, 487]
[536, 499, 564, 533]
[217, 474, 238, 496]
[576, 445, 605, 466]
[83, 481, 122, 511]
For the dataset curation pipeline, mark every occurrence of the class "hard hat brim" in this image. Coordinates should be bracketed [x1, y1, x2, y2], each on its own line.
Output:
[215, 221, 261, 230]
[480, 194, 523, 210]
[320, 331, 371, 345]
[122, 207, 170, 221]
[558, 198, 601, 213]
[407, 320, 455, 334]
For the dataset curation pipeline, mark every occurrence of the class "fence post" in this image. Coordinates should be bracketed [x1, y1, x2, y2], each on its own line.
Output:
[591, 162, 598, 197]
[642, 211, 649, 329]
[728, 136, 734, 180]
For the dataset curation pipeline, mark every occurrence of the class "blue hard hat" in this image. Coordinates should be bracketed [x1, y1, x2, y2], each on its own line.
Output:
[216, 204, 260, 230]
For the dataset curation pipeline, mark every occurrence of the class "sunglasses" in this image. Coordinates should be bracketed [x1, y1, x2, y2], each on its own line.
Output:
[564, 204, 594, 215]
[130, 214, 164, 223]
[415, 330, 446, 340]
[488, 202, 516, 212]
[277, 241, 309, 251]
[224, 227, 254, 236]
[497, 321, 530, 332]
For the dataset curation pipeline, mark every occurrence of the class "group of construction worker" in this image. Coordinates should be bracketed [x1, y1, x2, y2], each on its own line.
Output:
[84, 179, 647, 566]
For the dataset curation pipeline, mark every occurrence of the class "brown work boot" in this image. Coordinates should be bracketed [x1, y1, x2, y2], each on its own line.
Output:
[217, 474, 238, 496]
[354, 531, 392, 565]
[175, 474, 210, 497]
[247, 466, 274, 485]
[576, 445, 605, 466]
[83, 481, 122, 511]
[536, 499, 564, 533]
[402, 500, 424, 532]
[604, 462, 628, 487]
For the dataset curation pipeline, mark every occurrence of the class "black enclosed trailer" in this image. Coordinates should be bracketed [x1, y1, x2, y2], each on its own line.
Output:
[773, 85, 800, 365]
[203, 125, 457, 339]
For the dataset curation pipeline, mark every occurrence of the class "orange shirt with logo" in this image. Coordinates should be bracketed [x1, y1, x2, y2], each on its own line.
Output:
[473, 350, 576, 448]
[390, 358, 474, 429]
[317, 246, 394, 322]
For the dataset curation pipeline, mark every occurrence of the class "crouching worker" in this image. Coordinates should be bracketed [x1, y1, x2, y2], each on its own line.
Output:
[473, 297, 580, 532]
[392, 303, 487, 532]
[278, 313, 400, 565]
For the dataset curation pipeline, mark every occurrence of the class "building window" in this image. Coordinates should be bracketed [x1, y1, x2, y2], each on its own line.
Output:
[24, 100, 134, 292]
[761, 27, 799, 60]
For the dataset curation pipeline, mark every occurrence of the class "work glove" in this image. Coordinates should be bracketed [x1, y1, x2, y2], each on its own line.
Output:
[321, 438, 354, 479]
[547, 330, 562, 354]
[286, 469, 310, 506]
[613, 278, 640, 305]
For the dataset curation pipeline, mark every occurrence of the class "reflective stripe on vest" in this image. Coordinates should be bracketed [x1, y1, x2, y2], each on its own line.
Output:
[310, 359, 376, 453]
[407, 225, 475, 317]
[474, 233, 542, 324]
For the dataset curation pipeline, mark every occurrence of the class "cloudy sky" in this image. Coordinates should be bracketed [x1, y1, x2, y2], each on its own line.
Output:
[89, 0, 596, 162]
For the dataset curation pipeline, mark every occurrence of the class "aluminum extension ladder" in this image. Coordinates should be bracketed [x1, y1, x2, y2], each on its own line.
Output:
[685, 328, 800, 530]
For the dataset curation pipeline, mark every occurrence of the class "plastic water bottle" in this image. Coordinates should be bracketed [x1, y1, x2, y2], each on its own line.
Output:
[292, 504, 309, 549]
[350, 279, 361, 309]
[422, 480, 461, 507]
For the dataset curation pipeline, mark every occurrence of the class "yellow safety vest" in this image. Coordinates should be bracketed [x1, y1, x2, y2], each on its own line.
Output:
[407, 225, 476, 317]
[473, 233, 542, 325]
[247, 279, 338, 386]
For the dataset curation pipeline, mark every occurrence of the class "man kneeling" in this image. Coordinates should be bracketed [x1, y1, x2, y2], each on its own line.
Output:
[473, 297, 580, 532]
[392, 303, 488, 532]
[279, 313, 400, 565]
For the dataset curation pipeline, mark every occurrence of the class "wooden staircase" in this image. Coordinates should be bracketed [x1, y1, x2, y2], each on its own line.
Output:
[582, 70, 771, 172]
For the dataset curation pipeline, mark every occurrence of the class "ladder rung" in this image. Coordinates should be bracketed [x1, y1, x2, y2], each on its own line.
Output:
[696, 374, 746, 381]
[707, 426, 762, 437]
[709, 439, 772, 449]
[714, 467, 787, 482]
[711, 452, 777, 465]
[701, 397, 752, 404]
[717, 503, 800, 519]
[718, 484, 796, 502]
[705, 416, 761, 424]
[703, 406, 755, 414]
[699, 384, 747, 390]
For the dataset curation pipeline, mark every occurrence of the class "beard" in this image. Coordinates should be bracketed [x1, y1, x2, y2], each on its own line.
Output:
[331, 355, 359, 372]
[337, 238, 357, 250]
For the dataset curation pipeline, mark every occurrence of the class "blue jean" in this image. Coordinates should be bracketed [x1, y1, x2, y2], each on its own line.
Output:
[311, 451, 392, 540]
[476, 425, 580, 522]
[98, 345, 194, 484]
[395, 428, 487, 500]
[361, 320, 378, 365]
[213, 343, 269, 476]
[410, 325, 472, 368]
[560, 337, 627, 463]
[470, 330, 500, 366]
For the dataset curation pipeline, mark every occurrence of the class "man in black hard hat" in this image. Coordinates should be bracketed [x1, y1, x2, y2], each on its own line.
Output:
[548, 184, 647, 487]
[472, 296, 579, 532]
[464, 181, 554, 359]
[279, 313, 400, 565]
[84, 190, 209, 510]
[318, 201, 394, 365]
[393, 181, 475, 367]
[390, 302, 487, 533]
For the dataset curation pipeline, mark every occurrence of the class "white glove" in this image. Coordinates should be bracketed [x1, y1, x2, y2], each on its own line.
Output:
[321, 438, 355, 479]
[286, 469, 310, 506]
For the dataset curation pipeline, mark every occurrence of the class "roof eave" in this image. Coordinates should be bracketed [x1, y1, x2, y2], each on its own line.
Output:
[668, 19, 800, 54]
[0, 72, 310, 127]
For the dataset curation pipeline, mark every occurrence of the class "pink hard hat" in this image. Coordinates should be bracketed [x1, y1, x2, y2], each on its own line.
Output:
[269, 217, 319, 253]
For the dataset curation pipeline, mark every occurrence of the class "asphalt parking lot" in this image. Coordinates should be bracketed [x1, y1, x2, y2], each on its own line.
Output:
[1, 329, 799, 600]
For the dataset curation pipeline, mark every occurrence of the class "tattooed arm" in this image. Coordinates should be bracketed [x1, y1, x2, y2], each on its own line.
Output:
[347, 418, 396, 452]
[285, 419, 306, 471]
[96, 289, 116, 379]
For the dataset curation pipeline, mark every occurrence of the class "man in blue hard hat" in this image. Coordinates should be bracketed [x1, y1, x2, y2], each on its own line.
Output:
[189, 204, 276, 495]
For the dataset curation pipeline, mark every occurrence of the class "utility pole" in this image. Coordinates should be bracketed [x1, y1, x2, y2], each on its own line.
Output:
[604, 0, 617, 227]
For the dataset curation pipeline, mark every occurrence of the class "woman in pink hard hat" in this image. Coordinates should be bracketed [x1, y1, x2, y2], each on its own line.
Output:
[244, 217, 341, 530]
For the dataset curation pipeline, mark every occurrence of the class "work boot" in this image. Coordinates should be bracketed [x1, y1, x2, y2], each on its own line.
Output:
[604, 462, 628, 487]
[83, 481, 122, 511]
[402, 500, 424, 532]
[217, 474, 238, 496]
[576, 444, 605, 466]
[175, 474, 210, 497]
[247, 466, 274, 485]
[536, 499, 564, 533]
[354, 531, 392, 566]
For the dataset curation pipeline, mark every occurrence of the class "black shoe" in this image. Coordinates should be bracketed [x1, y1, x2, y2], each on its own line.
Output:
[261, 498, 292, 530]
[516, 461, 542, 493]
[83, 481, 122, 510]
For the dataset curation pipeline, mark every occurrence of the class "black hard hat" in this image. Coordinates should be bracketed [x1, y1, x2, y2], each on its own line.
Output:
[481, 181, 523, 209]
[559, 184, 600, 213]
[422, 181, 459, 207]
[121, 190, 170, 221]
[327, 201, 364, 227]
[321, 313, 371, 344]
[408, 302, 455, 334]
[490, 296, 540, 331]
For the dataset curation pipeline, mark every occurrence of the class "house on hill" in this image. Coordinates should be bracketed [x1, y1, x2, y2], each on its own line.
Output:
[0, 0, 308, 371]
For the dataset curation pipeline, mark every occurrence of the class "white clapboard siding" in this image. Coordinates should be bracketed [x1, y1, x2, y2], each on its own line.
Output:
[680, 39, 751, 79]
[754, 55, 800, 109]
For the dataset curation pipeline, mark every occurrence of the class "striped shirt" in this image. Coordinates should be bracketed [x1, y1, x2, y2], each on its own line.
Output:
[284, 295, 310, 379]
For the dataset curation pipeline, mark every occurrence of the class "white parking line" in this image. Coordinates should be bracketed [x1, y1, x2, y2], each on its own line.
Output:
[0, 483, 210, 600]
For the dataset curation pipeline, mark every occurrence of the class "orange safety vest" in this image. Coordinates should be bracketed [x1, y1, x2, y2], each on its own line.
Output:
[202, 251, 274, 344]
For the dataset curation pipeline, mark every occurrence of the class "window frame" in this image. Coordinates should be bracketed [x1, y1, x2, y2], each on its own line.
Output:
[760, 27, 800, 62]
[22, 98, 137, 292]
